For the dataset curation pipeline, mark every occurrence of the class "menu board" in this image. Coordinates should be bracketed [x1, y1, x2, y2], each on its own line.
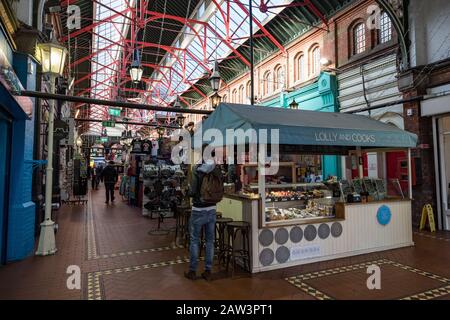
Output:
[339, 180, 353, 197]
[352, 179, 363, 194]
[363, 178, 376, 196]
[375, 179, 386, 194]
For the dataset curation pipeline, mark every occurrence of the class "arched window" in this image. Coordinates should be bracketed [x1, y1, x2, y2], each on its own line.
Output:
[222, 94, 227, 103]
[379, 12, 392, 44]
[353, 23, 366, 55]
[294, 53, 305, 82]
[274, 65, 284, 91]
[246, 81, 251, 102]
[232, 89, 237, 103]
[310, 45, 321, 76]
[263, 71, 272, 96]
[239, 85, 244, 103]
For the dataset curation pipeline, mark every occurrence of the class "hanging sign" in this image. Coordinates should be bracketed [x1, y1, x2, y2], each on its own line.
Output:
[102, 120, 115, 127]
[109, 108, 121, 117]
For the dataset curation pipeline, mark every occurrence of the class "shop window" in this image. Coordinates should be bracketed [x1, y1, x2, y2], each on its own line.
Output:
[294, 53, 305, 82]
[379, 12, 393, 44]
[353, 23, 366, 55]
[310, 45, 321, 76]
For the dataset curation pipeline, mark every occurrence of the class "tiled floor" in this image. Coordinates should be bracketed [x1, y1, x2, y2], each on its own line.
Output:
[1, 184, 450, 300]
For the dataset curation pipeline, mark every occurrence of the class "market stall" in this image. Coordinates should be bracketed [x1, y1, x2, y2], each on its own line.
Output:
[196, 103, 417, 273]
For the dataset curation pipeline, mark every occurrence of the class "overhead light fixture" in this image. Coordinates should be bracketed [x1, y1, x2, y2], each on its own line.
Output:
[211, 92, 222, 109]
[209, 60, 221, 92]
[289, 99, 299, 109]
[129, 49, 143, 83]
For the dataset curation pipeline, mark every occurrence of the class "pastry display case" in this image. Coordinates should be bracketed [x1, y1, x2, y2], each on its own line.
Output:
[245, 183, 339, 226]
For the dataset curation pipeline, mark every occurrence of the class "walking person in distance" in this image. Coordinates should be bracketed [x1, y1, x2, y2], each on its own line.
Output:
[101, 161, 118, 204]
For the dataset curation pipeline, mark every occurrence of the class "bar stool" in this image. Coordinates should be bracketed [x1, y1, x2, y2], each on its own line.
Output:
[175, 206, 190, 246]
[226, 221, 251, 276]
[215, 217, 233, 265]
[182, 209, 191, 247]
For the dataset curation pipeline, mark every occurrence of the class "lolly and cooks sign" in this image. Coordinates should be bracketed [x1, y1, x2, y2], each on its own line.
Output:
[314, 131, 376, 144]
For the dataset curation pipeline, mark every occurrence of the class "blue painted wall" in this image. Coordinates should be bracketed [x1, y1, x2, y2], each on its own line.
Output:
[5, 52, 37, 262]
[262, 72, 341, 179]
[0, 23, 37, 263]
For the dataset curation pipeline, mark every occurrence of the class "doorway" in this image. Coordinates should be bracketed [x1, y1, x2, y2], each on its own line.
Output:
[438, 116, 450, 230]
[0, 108, 12, 265]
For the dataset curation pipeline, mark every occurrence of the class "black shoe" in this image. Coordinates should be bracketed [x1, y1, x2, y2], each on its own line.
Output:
[201, 270, 212, 281]
[184, 271, 197, 280]
[105, 201, 109, 204]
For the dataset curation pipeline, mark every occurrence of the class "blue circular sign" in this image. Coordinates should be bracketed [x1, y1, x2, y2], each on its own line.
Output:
[377, 205, 392, 226]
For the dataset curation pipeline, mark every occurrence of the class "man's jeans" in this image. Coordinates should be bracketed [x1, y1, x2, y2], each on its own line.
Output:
[105, 183, 115, 202]
[189, 209, 216, 272]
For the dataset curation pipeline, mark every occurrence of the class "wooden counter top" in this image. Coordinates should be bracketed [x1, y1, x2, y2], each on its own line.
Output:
[223, 193, 260, 201]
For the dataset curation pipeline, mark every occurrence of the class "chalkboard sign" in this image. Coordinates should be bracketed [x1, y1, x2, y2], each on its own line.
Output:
[352, 179, 363, 194]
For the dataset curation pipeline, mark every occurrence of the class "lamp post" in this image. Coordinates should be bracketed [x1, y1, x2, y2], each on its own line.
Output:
[35, 34, 68, 256]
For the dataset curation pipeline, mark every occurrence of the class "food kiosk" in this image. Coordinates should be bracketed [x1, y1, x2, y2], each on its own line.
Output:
[196, 103, 418, 273]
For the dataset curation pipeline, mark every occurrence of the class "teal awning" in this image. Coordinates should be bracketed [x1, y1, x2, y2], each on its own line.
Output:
[194, 103, 417, 148]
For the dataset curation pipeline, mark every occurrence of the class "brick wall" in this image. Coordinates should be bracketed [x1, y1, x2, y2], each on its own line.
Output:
[403, 91, 436, 227]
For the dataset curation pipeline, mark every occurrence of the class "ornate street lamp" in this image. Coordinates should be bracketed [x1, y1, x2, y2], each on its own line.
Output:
[209, 60, 221, 92]
[176, 114, 186, 128]
[211, 92, 222, 109]
[35, 33, 68, 256]
[289, 99, 299, 109]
